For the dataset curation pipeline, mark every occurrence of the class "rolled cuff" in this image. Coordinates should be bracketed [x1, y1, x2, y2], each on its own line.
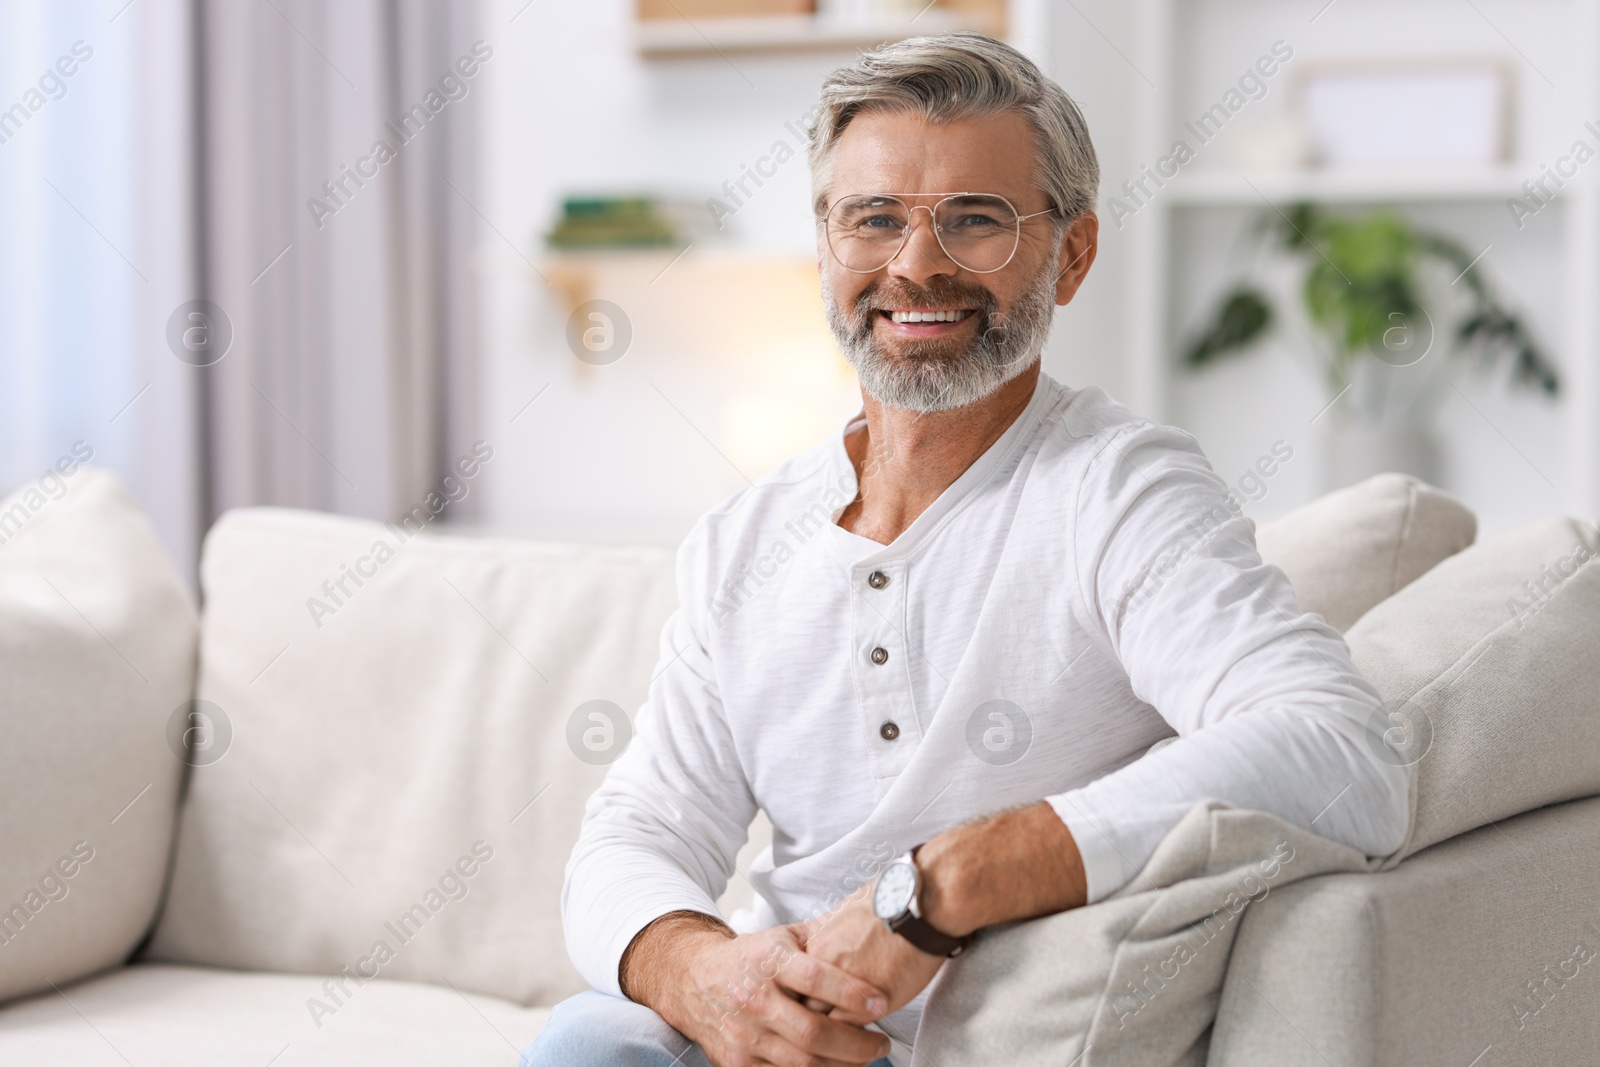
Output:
[590, 898, 725, 1000]
[1046, 793, 1127, 905]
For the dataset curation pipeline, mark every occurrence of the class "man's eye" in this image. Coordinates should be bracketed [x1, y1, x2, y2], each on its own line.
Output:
[860, 214, 901, 230]
[948, 214, 1004, 231]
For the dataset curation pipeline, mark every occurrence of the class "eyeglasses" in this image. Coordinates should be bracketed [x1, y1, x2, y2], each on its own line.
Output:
[821, 192, 1058, 275]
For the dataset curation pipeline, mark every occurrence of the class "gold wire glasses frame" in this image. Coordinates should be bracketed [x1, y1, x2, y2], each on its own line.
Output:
[821, 191, 1059, 275]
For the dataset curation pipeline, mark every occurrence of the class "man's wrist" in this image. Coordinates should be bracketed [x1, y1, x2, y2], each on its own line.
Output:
[914, 835, 983, 938]
[618, 910, 734, 1008]
[914, 801, 1089, 938]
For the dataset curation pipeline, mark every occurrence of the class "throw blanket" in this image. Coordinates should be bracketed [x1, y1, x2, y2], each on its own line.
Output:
[915, 801, 1378, 1065]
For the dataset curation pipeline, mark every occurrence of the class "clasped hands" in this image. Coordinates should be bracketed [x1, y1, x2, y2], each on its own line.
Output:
[665, 886, 946, 1067]
[791, 880, 950, 1038]
[623, 801, 1085, 1067]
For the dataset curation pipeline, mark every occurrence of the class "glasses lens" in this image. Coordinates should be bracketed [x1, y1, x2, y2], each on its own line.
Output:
[825, 194, 1026, 273]
[932, 195, 1020, 273]
[827, 195, 910, 272]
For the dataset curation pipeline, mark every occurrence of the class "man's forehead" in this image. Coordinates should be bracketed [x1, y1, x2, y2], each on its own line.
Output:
[827, 109, 1038, 198]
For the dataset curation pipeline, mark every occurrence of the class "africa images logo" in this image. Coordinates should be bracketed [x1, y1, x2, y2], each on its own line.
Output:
[966, 700, 1033, 766]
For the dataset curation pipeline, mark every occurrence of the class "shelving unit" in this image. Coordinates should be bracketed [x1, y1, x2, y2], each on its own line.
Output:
[1159, 167, 1536, 205]
[634, 0, 1005, 56]
[1123, 0, 1600, 520]
[636, 8, 997, 55]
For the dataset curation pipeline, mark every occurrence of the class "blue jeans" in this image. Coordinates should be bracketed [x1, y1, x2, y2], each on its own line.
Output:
[520, 989, 895, 1067]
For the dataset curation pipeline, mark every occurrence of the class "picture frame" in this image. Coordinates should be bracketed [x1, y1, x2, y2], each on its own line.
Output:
[1292, 57, 1515, 168]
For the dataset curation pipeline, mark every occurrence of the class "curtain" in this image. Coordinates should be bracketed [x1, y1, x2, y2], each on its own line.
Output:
[0, 3, 152, 538]
[189, 0, 481, 530]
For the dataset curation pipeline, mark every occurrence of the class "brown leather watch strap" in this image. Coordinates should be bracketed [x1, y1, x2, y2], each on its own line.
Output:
[888, 911, 970, 957]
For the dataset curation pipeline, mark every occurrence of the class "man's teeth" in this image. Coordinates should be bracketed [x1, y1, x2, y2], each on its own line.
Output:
[889, 309, 971, 323]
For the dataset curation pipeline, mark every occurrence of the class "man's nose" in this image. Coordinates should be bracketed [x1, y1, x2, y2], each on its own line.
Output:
[885, 207, 958, 286]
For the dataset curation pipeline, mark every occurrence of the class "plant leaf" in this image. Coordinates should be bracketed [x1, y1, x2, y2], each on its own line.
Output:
[1184, 288, 1272, 366]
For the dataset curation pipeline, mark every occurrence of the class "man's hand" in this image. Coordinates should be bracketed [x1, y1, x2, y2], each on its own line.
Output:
[795, 886, 945, 1027]
[620, 911, 894, 1067]
[801, 799, 1090, 1028]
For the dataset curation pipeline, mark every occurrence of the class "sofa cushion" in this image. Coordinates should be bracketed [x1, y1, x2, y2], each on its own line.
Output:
[1211, 793, 1600, 1066]
[1344, 516, 1600, 859]
[144, 508, 679, 1006]
[0, 963, 548, 1065]
[1254, 472, 1476, 631]
[0, 468, 198, 1005]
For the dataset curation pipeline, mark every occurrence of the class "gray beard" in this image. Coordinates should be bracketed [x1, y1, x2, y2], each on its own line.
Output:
[822, 263, 1057, 414]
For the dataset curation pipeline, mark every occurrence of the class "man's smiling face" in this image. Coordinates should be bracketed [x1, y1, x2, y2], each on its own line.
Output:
[816, 108, 1096, 413]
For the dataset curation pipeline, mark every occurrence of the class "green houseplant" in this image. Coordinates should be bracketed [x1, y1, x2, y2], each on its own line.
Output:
[1183, 203, 1561, 485]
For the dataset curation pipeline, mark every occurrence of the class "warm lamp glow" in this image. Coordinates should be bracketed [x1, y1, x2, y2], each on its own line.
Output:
[542, 250, 863, 480]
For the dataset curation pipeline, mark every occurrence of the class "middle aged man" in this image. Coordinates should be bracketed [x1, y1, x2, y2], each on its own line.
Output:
[522, 31, 1408, 1067]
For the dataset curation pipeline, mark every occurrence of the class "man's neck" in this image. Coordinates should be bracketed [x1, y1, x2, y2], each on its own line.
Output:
[837, 363, 1042, 545]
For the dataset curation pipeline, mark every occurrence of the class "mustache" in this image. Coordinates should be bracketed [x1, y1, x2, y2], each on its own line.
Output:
[853, 279, 999, 317]
[849, 279, 1009, 348]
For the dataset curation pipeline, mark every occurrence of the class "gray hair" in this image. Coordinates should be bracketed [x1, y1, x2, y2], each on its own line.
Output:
[807, 32, 1099, 223]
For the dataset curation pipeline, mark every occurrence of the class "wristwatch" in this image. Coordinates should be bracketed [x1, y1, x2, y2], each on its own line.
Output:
[871, 848, 970, 958]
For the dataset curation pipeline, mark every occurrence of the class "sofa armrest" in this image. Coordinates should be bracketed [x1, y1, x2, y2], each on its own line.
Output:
[1211, 794, 1600, 1066]
[0, 468, 198, 1006]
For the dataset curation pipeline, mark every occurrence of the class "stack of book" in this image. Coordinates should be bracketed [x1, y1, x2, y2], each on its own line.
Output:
[636, 0, 812, 18]
[546, 196, 714, 250]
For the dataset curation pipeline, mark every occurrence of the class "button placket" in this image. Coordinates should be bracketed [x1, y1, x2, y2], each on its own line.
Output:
[851, 559, 920, 778]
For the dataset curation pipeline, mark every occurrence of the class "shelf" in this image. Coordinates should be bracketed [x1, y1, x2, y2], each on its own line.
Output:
[1159, 167, 1539, 206]
[541, 246, 808, 312]
[1121, 0, 1600, 520]
[635, 10, 995, 56]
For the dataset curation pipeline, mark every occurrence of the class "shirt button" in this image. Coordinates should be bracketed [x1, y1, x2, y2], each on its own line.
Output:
[870, 646, 889, 665]
[880, 721, 900, 741]
[868, 570, 889, 589]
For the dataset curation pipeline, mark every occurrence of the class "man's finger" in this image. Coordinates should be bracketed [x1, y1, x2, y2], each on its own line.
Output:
[760, 991, 893, 1065]
[752, 1050, 878, 1067]
[784, 920, 813, 950]
[753, 1049, 881, 1067]
[825, 1002, 880, 1028]
[773, 948, 887, 1018]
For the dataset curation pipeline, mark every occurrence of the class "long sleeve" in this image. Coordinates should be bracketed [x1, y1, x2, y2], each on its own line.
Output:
[1047, 421, 1411, 903]
[561, 524, 757, 998]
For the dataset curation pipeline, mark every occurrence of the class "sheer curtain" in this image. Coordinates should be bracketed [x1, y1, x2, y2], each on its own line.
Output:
[190, 0, 481, 533]
[0, 0, 482, 578]
[0, 1, 176, 549]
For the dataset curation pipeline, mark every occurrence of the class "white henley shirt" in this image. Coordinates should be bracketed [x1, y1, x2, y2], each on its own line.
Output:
[562, 371, 1410, 1055]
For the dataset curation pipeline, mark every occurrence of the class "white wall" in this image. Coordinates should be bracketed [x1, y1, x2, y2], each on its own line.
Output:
[1035, 0, 1138, 404]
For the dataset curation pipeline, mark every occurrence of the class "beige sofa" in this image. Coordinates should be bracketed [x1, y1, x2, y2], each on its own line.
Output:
[1, 468, 1595, 1065]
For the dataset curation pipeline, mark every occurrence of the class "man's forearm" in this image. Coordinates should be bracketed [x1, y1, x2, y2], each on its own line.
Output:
[915, 801, 1088, 937]
[619, 910, 734, 1007]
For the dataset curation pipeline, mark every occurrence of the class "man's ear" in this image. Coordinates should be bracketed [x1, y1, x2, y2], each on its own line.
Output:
[1053, 212, 1098, 306]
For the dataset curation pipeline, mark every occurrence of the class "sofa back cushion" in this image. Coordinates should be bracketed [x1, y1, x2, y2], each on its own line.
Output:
[1254, 472, 1476, 631]
[144, 508, 678, 1006]
[0, 468, 198, 1004]
[1344, 516, 1600, 859]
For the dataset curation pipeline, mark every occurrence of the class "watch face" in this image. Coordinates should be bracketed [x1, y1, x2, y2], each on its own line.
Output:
[873, 860, 916, 919]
